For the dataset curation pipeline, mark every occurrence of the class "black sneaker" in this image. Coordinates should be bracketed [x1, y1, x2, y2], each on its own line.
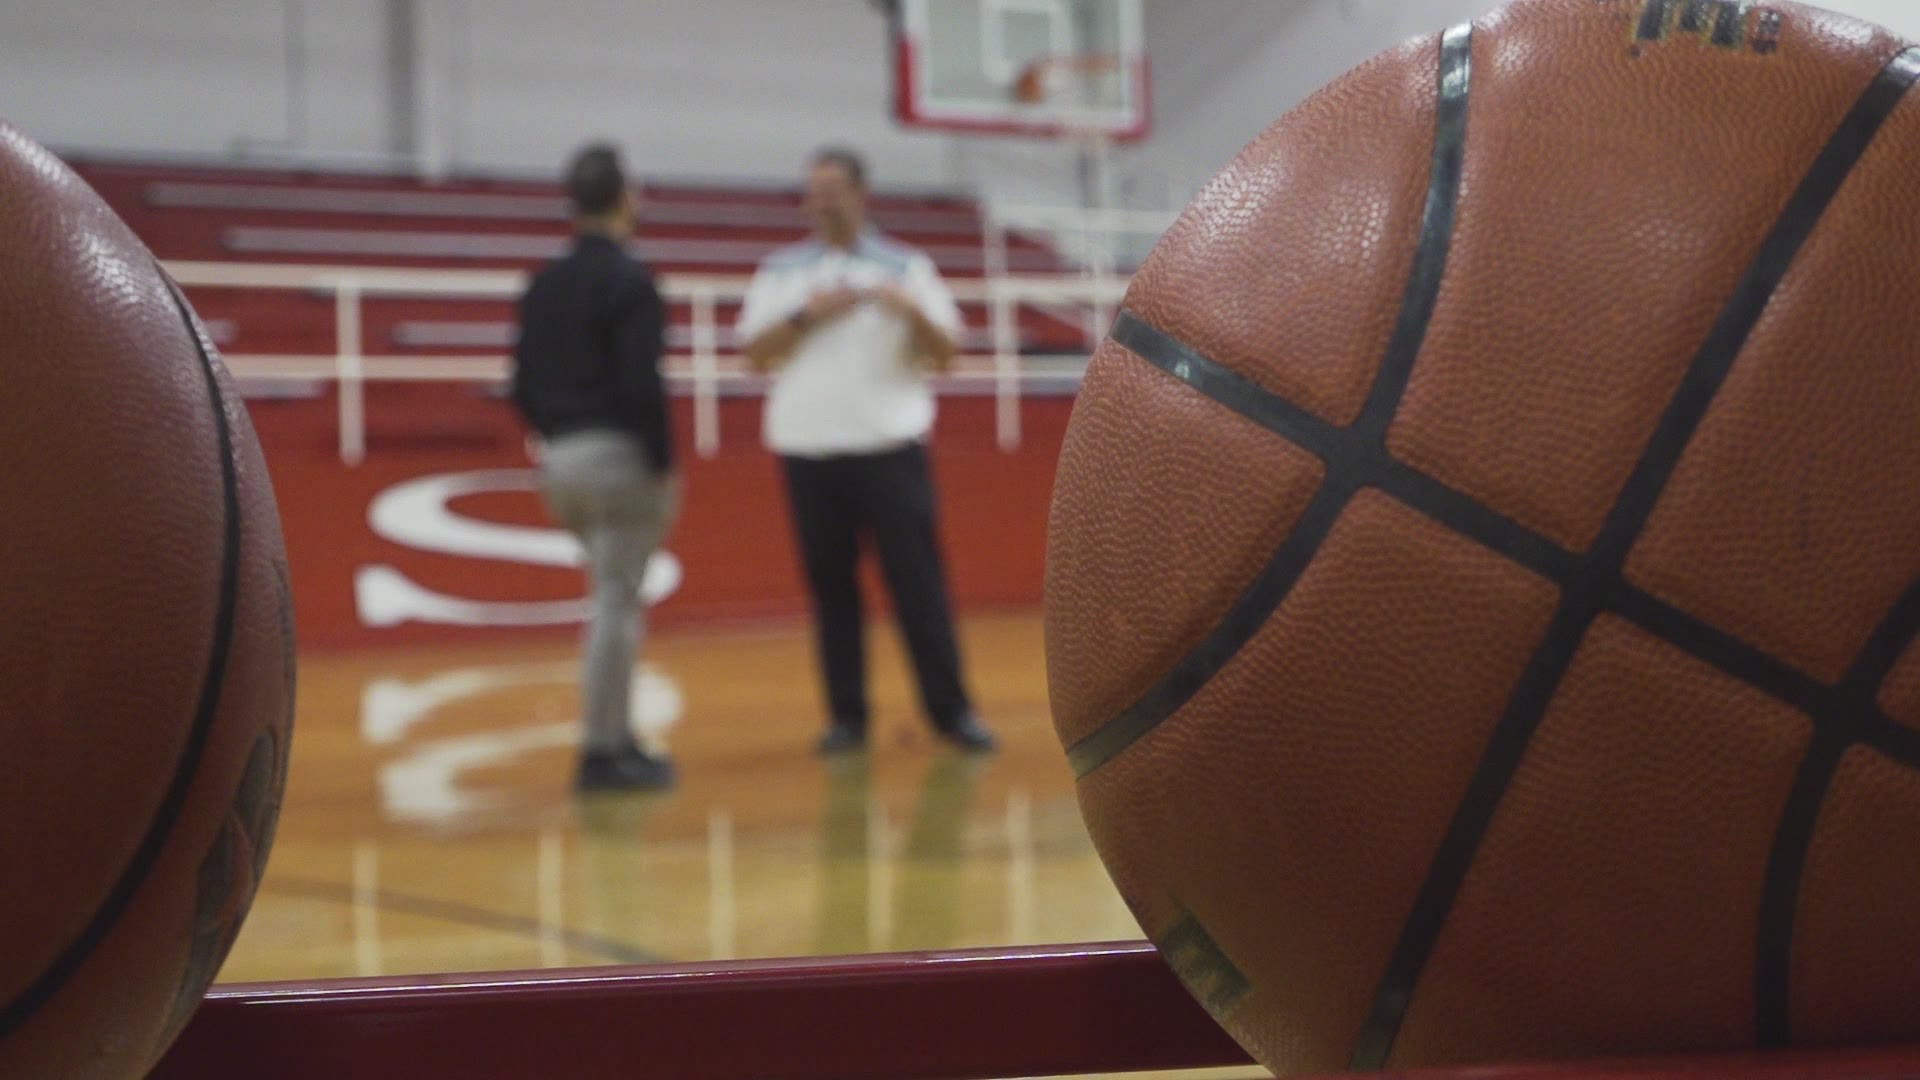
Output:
[937, 716, 997, 754]
[575, 747, 677, 793]
[816, 724, 868, 756]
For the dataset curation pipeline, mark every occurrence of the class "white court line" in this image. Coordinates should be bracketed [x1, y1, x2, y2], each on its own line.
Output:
[708, 809, 737, 960]
[537, 827, 566, 969]
[352, 843, 383, 977]
[868, 796, 893, 952]
[1007, 786, 1036, 943]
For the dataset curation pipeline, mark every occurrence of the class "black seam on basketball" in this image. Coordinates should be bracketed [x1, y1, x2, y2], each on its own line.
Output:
[1065, 23, 1473, 780]
[1073, 27, 1919, 1067]
[0, 276, 244, 1038]
[1838, 577, 1920, 694]
[1358, 23, 1470, 433]
[1109, 333, 1920, 1066]
[1754, 737, 1846, 1047]
[1756, 573, 1920, 1045]
[1113, 288, 1920, 761]
[1612, 585, 1920, 767]
[1108, 313, 1345, 457]
[1117, 224, 1920, 1068]
[1353, 46, 1920, 1068]
[1109, 312, 1580, 583]
[1111, 315, 1920, 761]
[1100, 58, 1920, 1055]
[1066, 477, 1356, 777]
[1612, 587, 1830, 710]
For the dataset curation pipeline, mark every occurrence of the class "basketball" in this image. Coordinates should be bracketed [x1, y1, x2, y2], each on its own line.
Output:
[1046, 0, 1920, 1074]
[0, 124, 295, 1078]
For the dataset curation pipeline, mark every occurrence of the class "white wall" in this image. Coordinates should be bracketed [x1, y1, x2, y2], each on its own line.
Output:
[1820, 0, 1920, 37]
[4, 0, 1918, 202]
[1124, 0, 1485, 202]
[0, 0, 394, 160]
[1081, 0, 1493, 257]
[452, 1, 919, 181]
[0, 0, 1086, 200]
[2, 1, 288, 158]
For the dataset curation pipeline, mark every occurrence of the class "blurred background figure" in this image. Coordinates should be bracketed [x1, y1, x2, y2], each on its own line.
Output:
[512, 143, 681, 792]
[739, 147, 996, 757]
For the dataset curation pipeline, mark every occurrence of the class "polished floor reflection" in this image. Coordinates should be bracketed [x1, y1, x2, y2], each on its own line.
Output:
[222, 611, 1147, 982]
[223, 611, 1275, 1076]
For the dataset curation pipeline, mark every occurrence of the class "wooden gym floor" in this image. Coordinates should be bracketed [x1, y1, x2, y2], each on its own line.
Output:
[221, 609, 1269, 1077]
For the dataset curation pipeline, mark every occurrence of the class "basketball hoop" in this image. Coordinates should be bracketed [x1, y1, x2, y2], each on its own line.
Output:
[1013, 52, 1126, 118]
[893, 0, 1149, 141]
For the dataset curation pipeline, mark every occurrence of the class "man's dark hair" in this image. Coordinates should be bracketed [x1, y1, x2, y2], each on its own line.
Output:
[566, 142, 628, 217]
[811, 145, 868, 189]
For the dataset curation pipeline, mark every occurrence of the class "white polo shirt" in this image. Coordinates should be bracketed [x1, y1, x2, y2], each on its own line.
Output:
[735, 229, 963, 458]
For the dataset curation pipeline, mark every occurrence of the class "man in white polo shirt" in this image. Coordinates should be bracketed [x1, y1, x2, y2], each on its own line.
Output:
[737, 147, 995, 755]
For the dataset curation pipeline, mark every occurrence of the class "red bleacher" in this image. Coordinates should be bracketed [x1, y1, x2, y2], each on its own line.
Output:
[62, 162, 1089, 646]
[69, 160, 1099, 363]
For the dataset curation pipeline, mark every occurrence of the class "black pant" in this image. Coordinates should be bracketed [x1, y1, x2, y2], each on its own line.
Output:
[781, 444, 973, 732]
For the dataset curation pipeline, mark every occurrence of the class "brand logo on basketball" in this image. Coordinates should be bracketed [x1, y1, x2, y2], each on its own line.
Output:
[1629, 0, 1784, 54]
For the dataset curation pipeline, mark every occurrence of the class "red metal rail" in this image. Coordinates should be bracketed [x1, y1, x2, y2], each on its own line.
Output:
[151, 943, 1245, 1080]
[150, 942, 1920, 1079]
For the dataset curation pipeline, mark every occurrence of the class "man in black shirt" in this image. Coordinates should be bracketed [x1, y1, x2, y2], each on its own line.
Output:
[513, 143, 679, 793]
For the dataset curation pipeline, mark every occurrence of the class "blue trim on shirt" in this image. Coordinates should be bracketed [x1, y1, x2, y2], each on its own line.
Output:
[759, 230, 921, 277]
[763, 239, 827, 269]
[855, 228, 916, 275]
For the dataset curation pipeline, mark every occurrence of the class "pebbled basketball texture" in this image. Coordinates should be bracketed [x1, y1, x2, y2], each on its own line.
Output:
[0, 123, 295, 1078]
[1044, 1, 1920, 1074]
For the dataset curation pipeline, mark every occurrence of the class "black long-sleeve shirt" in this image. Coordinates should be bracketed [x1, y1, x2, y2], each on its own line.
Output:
[511, 233, 674, 471]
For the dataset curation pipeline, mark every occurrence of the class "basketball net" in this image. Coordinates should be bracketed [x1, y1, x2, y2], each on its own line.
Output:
[1013, 53, 1126, 147]
[1013, 53, 1126, 259]
[1012, 52, 1128, 342]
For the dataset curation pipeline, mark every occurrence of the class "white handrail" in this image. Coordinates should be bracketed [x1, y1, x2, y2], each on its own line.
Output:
[982, 204, 1178, 275]
[688, 290, 721, 459]
[989, 203, 1182, 233]
[978, 203, 1176, 353]
[336, 282, 365, 467]
[163, 261, 1129, 465]
[162, 260, 1131, 304]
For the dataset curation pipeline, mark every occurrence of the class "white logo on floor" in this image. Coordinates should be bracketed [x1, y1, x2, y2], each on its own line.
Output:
[355, 469, 682, 628]
[362, 661, 684, 823]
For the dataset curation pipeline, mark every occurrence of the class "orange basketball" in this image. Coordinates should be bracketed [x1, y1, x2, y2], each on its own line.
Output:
[0, 125, 295, 1078]
[1046, 1, 1920, 1074]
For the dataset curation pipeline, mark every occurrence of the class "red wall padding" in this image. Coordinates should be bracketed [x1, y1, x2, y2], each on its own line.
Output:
[254, 386, 1073, 651]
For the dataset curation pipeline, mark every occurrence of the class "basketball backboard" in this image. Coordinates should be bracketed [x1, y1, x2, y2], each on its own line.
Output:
[892, 0, 1150, 141]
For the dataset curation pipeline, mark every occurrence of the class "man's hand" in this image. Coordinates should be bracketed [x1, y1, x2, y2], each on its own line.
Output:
[745, 287, 864, 372]
[804, 287, 866, 325]
[867, 283, 920, 320]
[869, 283, 956, 373]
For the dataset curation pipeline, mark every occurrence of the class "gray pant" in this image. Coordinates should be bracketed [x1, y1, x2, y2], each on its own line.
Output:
[539, 431, 679, 753]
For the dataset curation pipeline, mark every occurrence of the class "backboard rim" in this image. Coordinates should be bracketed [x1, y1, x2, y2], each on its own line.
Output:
[890, 0, 1153, 143]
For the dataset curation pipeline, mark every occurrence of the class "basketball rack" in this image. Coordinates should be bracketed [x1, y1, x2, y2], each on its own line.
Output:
[151, 944, 1920, 1079]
